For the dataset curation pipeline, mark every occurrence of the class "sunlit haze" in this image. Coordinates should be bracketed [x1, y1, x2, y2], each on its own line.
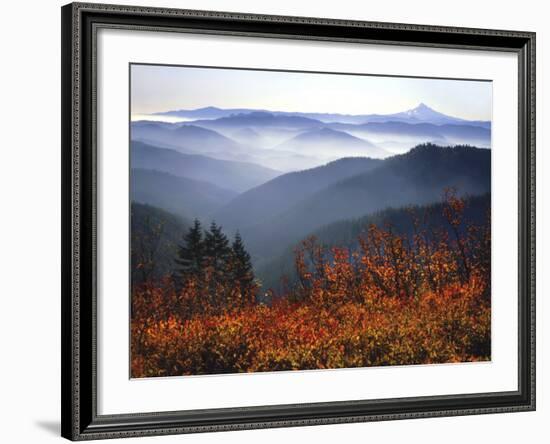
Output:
[131, 64, 492, 121]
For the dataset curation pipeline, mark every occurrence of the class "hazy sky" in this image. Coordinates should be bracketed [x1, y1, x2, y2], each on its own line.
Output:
[130, 64, 492, 121]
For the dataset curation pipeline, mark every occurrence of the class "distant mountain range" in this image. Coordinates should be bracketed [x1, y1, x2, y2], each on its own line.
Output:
[132, 103, 491, 172]
[329, 120, 490, 152]
[188, 111, 322, 130]
[156, 103, 491, 128]
[358, 103, 491, 128]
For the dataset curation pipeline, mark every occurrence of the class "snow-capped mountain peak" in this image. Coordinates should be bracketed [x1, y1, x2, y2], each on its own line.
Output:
[390, 103, 466, 125]
[404, 103, 441, 117]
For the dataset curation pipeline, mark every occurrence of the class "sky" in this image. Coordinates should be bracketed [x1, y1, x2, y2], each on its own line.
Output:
[130, 64, 492, 121]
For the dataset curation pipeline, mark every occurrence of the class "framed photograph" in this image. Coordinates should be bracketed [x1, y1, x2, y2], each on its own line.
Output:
[61, 2, 536, 440]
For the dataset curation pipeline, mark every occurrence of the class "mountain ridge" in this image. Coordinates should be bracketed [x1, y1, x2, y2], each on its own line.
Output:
[154, 103, 490, 127]
[274, 127, 390, 160]
[131, 168, 238, 221]
[256, 192, 491, 292]
[131, 140, 281, 192]
[240, 144, 491, 264]
[215, 156, 383, 230]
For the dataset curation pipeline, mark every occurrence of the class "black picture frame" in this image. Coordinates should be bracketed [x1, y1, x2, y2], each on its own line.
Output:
[61, 2, 536, 440]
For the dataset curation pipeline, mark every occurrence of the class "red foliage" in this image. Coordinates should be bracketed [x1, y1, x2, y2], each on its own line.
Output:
[131, 190, 491, 377]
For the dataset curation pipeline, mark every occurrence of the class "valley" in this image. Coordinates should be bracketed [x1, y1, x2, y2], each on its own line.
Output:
[130, 103, 491, 296]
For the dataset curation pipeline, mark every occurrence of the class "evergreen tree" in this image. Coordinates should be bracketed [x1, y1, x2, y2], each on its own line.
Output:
[231, 231, 255, 296]
[203, 222, 232, 306]
[174, 219, 204, 284]
[203, 221, 231, 274]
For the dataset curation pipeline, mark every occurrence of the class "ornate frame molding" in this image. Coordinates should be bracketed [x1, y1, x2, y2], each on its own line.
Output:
[61, 2, 535, 440]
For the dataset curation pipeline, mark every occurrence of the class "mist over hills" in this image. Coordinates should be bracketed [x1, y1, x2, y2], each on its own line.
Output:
[131, 141, 281, 192]
[131, 168, 237, 221]
[240, 144, 490, 265]
[131, 121, 326, 171]
[130, 101, 492, 294]
[274, 127, 390, 159]
[133, 104, 491, 171]
[130, 141, 491, 296]
[215, 156, 382, 230]
[131, 122, 247, 159]
[130, 143, 490, 267]
[329, 121, 491, 152]
[229, 127, 264, 145]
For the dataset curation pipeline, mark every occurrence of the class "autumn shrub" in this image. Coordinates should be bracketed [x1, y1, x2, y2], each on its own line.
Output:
[131, 190, 491, 377]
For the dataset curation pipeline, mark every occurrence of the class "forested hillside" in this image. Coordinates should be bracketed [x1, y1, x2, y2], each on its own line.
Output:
[132, 190, 491, 376]
[257, 193, 490, 293]
[131, 202, 189, 284]
[242, 144, 490, 266]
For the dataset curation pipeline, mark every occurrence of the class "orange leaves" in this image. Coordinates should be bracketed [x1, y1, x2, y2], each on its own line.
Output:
[130, 190, 491, 378]
[130, 278, 490, 377]
[443, 187, 466, 228]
